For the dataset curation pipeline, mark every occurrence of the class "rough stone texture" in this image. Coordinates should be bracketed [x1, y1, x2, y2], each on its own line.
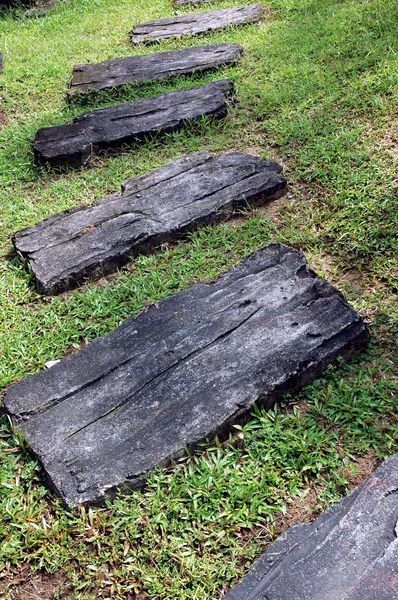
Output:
[5, 243, 368, 506]
[224, 453, 398, 600]
[33, 78, 233, 167]
[14, 151, 287, 295]
[130, 4, 263, 44]
[68, 43, 242, 97]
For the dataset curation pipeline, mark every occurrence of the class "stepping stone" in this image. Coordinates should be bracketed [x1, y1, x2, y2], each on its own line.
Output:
[4, 243, 368, 505]
[33, 78, 233, 167]
[130, 4, 264, 44]
[14, 151, 287, 295]
[224, 452, 398, 599]
[68, 43, 242, 97]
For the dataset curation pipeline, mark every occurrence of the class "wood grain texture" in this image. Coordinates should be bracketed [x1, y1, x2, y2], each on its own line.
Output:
[33, 78, 234, 167]
[224, 453, 398, 599]
[130, 4, 263, 43]
[5, 243, 368, 505]
[14, 151, 287, 294]
[68, 43, 242, 96]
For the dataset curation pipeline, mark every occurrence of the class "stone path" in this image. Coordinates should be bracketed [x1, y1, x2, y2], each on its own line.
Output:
[224, 452, 398, 599]
[4, 0, 384, 592]
[4, 243, 368, 505]
[68, 43, 242, 97]
[14, 151, 287, 294]
[34, 79, 233, 166]
[130, 4, 263, 44]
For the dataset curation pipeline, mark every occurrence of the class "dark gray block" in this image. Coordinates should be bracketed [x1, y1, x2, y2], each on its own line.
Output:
[224, 453, 398, 600]
[14, 151, 287, 294]
[4, 243, 368, 506]
[130, 4, 263, 44]
[68, 43, 242, 97]
[33, 78, 233, 167]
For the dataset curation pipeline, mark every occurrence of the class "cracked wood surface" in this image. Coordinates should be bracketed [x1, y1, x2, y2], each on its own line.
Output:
[68, 43, 242, 96]
[33, 78, 233, 167]
[14, 151, 287, 294]
[5, 243, 368, 506]
[130, 4, 263, 43]
[224, 453, 398, 600]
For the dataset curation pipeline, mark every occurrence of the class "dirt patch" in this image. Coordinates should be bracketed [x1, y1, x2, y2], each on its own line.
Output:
[221, 192, 290, 230]
[24, 0, 59, 17]
[272, 487, 321, 535]
[0, 569, 148, 600]
[258, 193, 289, 226]
[345, 450, 379, 490]
[0, 570, 69, 600]
[0, 109, 7, 128]
[382, 119, 398, 157]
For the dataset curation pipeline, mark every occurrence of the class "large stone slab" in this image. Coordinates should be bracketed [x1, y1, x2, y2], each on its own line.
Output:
[5, 243, 368, 505]
[68, 43, 242, 97]
[130, 4, 263, 44]
[14, 151, 287, 295]
[224, 453, 398, 599]
[33, 78, 233, 167]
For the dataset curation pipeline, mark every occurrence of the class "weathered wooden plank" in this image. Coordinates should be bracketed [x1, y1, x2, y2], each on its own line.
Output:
[33, 78, 233, 167]
[14, 152, 287, 295]
[4, 243, 368, 505]
[224, 452, 398, 599]
[68, 43, 242, 97]
[130, 4, 264, 44]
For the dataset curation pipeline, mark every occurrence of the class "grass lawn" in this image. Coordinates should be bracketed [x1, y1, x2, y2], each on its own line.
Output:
[0, 0, 397, 597]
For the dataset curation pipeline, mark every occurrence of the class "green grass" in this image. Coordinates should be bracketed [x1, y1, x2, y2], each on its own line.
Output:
[0, 0, 397, 597]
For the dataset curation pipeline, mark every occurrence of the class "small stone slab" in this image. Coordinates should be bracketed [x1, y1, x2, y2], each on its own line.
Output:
[68, 43, 242, 97]
[14, 151, 287, 295]
[4, 243, 368, 505]
[130, 4, 263, 44]
[33, 78, 233, 167]
[224, 453, 398, 600]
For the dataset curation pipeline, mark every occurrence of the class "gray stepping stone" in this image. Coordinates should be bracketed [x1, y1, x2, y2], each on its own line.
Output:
[14, 151, 287, 295]
[33, 78, 233, 167]
[68, 43, 242, 97]
[130, 4, 264, 44]
[224, 453, 398, 600]
[4, 243, 368, 505]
